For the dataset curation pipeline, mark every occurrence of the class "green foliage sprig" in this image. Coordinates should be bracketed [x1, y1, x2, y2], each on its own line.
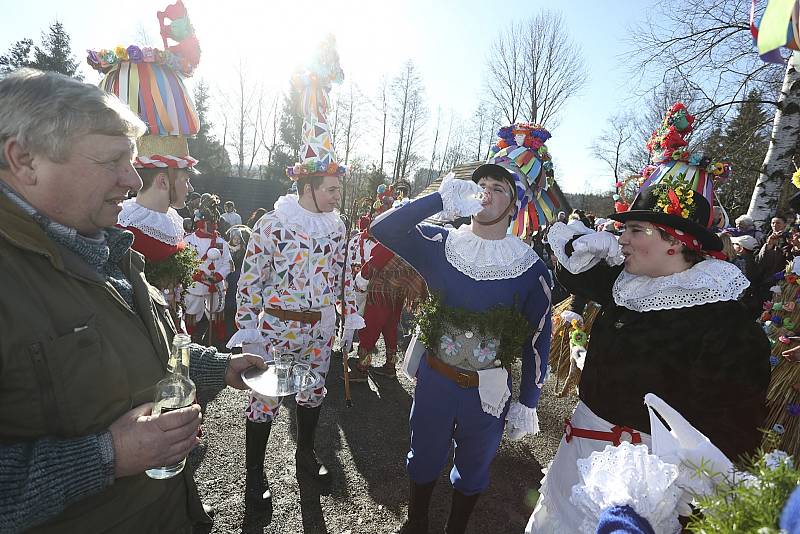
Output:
[144, 245, 200, 291]
[687, 434, 800, 533]
[416, 292, 532, 370]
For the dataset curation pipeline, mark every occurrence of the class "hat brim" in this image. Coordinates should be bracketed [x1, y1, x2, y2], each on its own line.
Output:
[608, 209, 723, 251]
[472, 163, 515, 186]
[472, 163, 518, 202]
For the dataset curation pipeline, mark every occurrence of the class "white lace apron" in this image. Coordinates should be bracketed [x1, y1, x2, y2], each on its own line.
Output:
[525, 401, 651, 534]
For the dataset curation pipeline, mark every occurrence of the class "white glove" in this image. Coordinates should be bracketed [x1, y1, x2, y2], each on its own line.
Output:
[572, 231, 621, 259]
[505, 402, 539, 440]
[354, 272, 369, 292]
[506, 425, 527, 441]
[437, 172, 483, 219]
[341, 328, 355, 353]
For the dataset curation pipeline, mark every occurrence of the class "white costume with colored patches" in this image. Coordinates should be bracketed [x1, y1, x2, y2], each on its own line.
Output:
[229, 194, 364, 421]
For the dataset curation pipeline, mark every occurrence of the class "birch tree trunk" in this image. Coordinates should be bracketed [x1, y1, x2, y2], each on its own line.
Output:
[747, 52, 800, 226]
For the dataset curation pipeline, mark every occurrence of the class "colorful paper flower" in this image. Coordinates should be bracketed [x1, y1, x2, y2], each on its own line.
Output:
[787, 403, 800, 417]
[473, 340, 498, 363]
[126, 45, 143, 63]
[440, 335, 460, 358]
[770, 355, 780, 367]
[793, 168, 800, 190]
[773, 423, 786, 434]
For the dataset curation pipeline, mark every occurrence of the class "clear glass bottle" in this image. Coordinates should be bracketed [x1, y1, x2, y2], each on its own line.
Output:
[145, 333, 196, 480]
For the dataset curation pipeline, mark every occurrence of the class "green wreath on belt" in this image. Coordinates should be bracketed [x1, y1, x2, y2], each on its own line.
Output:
[415, 292, 532, 370]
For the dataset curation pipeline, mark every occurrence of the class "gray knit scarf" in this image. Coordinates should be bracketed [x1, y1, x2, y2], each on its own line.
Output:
[0, 181, 136, 309]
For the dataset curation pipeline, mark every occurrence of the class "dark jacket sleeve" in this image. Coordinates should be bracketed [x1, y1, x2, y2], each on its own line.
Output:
[555, 261, 624, 306]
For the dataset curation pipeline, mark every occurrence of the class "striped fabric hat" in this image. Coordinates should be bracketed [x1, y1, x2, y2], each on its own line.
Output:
[485, 123, 560, 236]
[134, 134, 198, 172]
[87, 0, 201, 172]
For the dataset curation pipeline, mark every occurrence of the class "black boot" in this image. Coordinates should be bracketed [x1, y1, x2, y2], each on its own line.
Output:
[295, 405, 330, 481]
[245, 419, 272, 506]
[398, 480, 436, 534]
[444, 489, 480, 534]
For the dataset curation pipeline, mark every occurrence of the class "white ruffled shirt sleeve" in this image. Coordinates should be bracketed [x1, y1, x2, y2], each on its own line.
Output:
[226, 328, 262, 349]
[570, 442, 684, 534]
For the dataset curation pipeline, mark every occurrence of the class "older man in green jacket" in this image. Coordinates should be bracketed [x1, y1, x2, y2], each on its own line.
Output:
[0, 69, 266, 533]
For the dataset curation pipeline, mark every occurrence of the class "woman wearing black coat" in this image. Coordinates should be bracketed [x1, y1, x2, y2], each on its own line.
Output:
[526, 175, 770, 533]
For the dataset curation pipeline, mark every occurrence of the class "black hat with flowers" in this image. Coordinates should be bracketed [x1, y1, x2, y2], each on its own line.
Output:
[609, 103, 728, 256]
[609, 179, 720, 251]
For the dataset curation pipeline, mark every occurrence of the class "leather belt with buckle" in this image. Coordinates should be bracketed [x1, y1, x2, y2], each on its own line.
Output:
[264, 307, 321, 324]
[425, 354, 479, 388]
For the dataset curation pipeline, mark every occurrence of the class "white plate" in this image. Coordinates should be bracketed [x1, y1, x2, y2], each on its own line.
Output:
[241, 364, 323, 397]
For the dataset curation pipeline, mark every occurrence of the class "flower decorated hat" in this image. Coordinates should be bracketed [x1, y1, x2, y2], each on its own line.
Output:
[478, 123, 561, 236]
[87, 0, 200, 173]
[286, 36, 346, 180]
[609, 103, 730, 256]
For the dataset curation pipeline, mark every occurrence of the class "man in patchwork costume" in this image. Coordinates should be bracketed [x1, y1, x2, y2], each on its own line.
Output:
[373, 125, 554, 534]
[227, 36, 364, 508]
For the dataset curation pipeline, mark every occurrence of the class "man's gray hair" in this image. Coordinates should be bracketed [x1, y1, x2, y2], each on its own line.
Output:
[0, 69, 146, 169]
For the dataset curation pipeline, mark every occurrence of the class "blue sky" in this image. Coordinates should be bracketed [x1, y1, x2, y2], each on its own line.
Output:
[1, 0, 652, 193]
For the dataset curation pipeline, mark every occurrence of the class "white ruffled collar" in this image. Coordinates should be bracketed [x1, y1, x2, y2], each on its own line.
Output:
[273, 194, 343, 238]
[117, 198, 185, 245]
[444, 226, 538, 281]
[612, 259, 749, 312]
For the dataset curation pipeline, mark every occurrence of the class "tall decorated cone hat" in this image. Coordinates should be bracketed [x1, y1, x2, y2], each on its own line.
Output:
[286, 35, 346, 180]
[479, 123, 559, 236]
[609, 103, 731, 256]
[87, 0, 200, 172]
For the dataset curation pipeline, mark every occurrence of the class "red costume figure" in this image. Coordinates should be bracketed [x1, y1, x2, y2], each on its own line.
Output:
[350, 184, 427, 380]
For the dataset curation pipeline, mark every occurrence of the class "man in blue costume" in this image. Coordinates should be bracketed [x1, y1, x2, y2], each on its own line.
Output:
[372, 143, 553, 532]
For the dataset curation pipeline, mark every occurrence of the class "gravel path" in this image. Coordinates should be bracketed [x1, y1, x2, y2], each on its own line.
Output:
[190, 350, 577, 534]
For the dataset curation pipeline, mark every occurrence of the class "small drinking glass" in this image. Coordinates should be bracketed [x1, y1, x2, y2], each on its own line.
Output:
[273, 349, 294, 383]
[293, 362, 312, 391]
[463, 190, 486, 203]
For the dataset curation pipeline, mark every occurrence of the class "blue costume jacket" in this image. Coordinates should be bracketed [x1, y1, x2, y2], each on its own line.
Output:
[371, 191, 552, 494]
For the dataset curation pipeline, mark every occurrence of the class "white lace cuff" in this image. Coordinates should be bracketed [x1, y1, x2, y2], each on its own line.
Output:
[226, 328, 262, 349]
[570, 442, 683, 534]
[505, 402, 540, 435]
[344, 312, 366, 331]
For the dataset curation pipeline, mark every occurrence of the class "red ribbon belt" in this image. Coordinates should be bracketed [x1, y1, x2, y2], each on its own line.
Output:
[564, 419, 642, 446]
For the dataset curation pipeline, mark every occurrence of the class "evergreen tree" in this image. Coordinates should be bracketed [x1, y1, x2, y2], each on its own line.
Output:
[187, 80, 232, 176]
[710, 90, 770, 220]
[0, 22, 81, 79]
